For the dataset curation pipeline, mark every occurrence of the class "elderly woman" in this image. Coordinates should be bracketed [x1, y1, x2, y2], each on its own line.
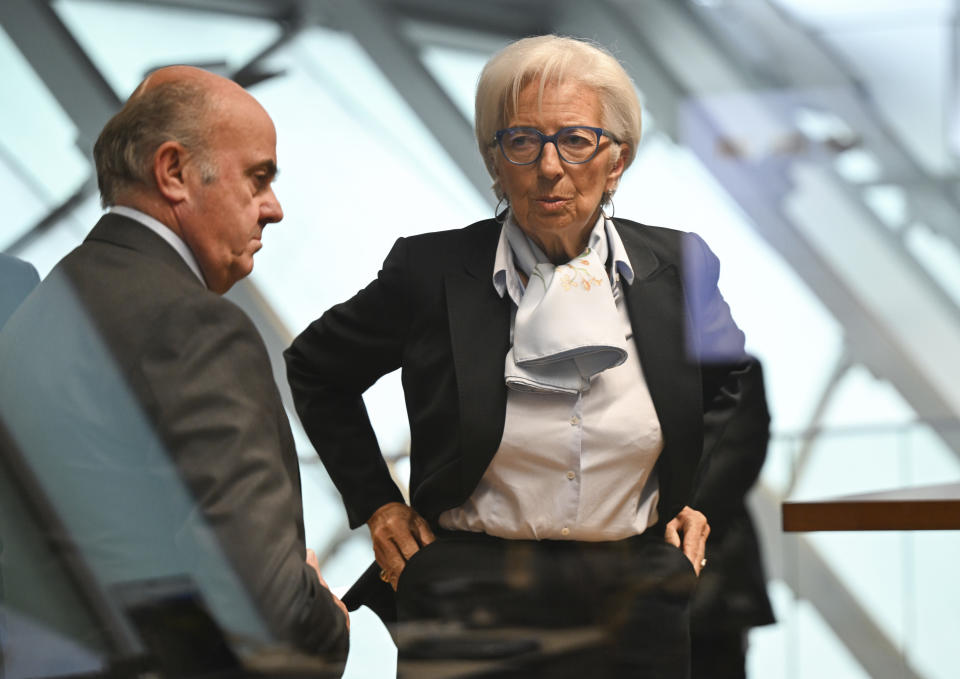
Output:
[286, 35, 748, 677]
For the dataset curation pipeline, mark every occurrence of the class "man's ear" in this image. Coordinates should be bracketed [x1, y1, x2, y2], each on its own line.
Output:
[153, 141, 189, 203]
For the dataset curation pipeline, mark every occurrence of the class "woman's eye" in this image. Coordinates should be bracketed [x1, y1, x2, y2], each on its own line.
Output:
[562, 134, 591, 147]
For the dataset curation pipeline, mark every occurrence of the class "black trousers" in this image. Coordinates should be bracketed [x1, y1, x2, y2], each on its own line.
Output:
[394, 530, 698, 679]
[691, 629, 747, 679]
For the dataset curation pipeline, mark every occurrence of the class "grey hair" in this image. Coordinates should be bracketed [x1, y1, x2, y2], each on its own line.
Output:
[94, 80, 218, 208]
[474, 35, 643, 200]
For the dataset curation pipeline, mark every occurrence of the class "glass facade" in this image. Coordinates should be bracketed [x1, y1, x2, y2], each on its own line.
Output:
[2, 1, 958, 677]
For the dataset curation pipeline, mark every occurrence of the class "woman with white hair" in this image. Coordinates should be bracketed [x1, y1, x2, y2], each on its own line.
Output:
[287, 34, 749, 678]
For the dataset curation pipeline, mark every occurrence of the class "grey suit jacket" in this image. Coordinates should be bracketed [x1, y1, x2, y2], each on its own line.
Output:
[286, 217, 748, 613]
[0, 253, 40, 329]
[0, 214, 347, 663]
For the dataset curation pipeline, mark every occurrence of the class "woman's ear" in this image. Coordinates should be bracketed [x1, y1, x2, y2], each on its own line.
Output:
[606, 142, 629, 191]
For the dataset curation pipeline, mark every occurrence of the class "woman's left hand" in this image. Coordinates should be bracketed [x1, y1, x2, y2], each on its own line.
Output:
[664, 506, 710, 576]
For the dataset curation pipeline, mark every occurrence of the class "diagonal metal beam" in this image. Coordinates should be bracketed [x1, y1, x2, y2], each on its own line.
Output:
[0, 0, 120, 158]
[328, 0, 494, 205]
[69, 0, 296, 22]
[2, 176, 98, 257]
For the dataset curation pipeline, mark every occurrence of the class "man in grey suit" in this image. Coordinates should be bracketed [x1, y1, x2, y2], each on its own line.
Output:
[0, 66, 348, 671]
[0, 254, 39, 329]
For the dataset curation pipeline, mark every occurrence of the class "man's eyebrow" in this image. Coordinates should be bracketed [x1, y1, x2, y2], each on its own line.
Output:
[246, 160, 279, 179]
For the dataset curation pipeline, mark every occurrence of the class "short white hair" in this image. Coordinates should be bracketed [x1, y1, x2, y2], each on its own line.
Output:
[474, 34, 643, 200]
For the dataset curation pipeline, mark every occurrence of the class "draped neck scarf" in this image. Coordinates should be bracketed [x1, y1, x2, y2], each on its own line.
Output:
[503, 213, 628, 395]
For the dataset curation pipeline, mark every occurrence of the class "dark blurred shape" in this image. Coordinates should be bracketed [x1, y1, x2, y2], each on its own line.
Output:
[691, 357, 776, 679]
[112, 576, 241, 678]
[388, 531, 698, 678]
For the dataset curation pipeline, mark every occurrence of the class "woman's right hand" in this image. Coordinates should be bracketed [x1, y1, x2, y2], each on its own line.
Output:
[367, 501, 436, 590]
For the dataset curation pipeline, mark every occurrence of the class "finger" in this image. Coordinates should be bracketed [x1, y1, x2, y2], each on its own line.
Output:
[663, 520, 681, 548]
[306, 548, 327, 585]
[681, 521, 701, 558]
[391, 525, 424, 561]
[413, 514, 436, 546]
[306, 548, 319, 570]
[372, 530, 408, 578]
[682, 519, 709, 575]
[681, 536, 699, 573]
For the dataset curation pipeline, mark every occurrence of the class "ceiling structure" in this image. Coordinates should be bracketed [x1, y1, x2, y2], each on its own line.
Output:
[2, 1, 958, 677]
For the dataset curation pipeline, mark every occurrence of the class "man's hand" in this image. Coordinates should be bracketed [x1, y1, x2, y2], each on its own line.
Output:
[664, 506, 710, 576]
[306, 548, 350, 630]
[367, 501, 436, 591]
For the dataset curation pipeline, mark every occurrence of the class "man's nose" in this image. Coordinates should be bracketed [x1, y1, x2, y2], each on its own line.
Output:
[262, 190, 283, 224]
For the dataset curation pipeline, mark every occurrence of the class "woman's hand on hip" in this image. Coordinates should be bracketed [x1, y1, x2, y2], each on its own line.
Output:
[664, 505, 710, 576]
[367, 501, 436, 591]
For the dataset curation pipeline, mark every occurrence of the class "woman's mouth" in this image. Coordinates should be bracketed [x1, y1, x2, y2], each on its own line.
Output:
[536, 196, 569, 211]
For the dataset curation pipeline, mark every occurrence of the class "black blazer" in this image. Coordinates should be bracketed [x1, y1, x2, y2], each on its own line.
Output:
[286, 217, 747, 567]
[0, 213, 348, 661]
[692, 358, 776, 632]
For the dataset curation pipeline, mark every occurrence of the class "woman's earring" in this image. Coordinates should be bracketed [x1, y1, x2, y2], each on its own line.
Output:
[600, 194, 615, 220]
[495, 196, 510, 223]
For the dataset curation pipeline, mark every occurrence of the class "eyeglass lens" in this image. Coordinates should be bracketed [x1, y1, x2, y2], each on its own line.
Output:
[500, 127, 601, 164]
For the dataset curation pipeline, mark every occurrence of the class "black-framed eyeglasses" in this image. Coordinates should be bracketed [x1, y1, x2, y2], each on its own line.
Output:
[494, 126, 620, 165]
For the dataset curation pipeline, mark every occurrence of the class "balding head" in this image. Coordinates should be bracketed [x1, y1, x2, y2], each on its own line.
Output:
[94, 66, 250, 207]
[93, 66, 282, 294]
[135, 65, 247, 100]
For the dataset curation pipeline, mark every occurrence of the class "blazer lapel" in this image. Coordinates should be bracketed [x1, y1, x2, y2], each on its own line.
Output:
[444, 226, 511, 495]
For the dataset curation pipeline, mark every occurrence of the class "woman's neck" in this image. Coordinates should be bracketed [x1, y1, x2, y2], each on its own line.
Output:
[524, 210, 601, 265]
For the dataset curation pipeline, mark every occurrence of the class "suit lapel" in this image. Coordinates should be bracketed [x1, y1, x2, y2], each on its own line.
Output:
[444, 225, 511, 494]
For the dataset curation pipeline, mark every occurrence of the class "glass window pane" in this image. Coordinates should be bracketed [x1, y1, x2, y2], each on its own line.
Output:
[0, 24, 89, 249]
[53, 0, 281, 97]
[420, 44, 490, 123]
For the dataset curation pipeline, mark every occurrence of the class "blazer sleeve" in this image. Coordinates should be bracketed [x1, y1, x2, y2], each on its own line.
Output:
[680, 231, 755, 516]
[284, 238, 410, 529]
[693, 358, 770, 530]
[139, 294, 349, 660]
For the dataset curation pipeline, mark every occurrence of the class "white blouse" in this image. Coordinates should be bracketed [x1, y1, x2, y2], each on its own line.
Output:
[439, 223, 663, 541]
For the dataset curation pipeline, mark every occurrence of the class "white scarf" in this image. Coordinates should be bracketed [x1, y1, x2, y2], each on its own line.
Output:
[503, 214, 628, 395]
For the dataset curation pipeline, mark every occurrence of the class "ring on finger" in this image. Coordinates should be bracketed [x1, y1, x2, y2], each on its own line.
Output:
[379, 568, 390, 583]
